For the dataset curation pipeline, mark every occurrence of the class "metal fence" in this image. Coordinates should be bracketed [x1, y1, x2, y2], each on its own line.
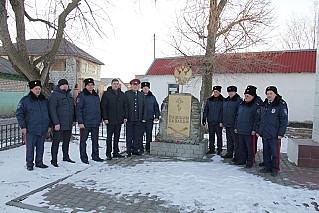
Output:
[0, 121, 159, 150]
[0, 123, 25, 150]
[72, 121, 160, 143]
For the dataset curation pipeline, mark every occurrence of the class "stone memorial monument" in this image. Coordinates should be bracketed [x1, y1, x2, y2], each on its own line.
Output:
[150, 66, 208, 158]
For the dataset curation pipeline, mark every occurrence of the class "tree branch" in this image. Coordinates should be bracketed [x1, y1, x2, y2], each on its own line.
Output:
[24, 9, 57, 30]
[40, 0, 81, 83]
[0, 0, 39, 80]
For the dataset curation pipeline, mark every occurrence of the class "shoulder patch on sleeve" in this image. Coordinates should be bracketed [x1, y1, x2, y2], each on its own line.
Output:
[76, 97, 80, 103]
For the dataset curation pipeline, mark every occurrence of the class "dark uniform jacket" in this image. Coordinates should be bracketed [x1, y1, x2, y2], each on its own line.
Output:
[125, 90, 147, 121]
[76, 88, 101, 127]
[101, 86, 128, 125]
[257, 95, 288, 139]
[235, 97, 259, 135]
[49, 85, 75, 130]
[16, 92, 51, 135]
[222, 93, 242, 128]
[144, 91, 160, 121]
[255, 96, 263, 105]
[203, 95, 224, 124]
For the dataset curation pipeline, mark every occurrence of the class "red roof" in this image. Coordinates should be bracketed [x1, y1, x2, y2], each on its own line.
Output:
[145, 49, 316, 75]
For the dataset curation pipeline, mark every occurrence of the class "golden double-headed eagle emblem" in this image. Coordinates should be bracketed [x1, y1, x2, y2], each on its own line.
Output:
[174, 66, 192, 85]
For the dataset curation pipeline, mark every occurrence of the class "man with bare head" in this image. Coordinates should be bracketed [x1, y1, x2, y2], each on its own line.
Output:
[101, 78, 128, 160]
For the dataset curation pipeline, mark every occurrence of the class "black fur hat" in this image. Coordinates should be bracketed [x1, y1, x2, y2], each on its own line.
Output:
[227, 86, 237, 92]
[141, 82, 150, 88]
[213, 86, 222, 92]
[84, 78, 94, 86]
[28, 80, 41, 89]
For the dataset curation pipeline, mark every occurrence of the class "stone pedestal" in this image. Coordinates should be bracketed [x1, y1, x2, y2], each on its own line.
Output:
[289, 32, 319, 168]
[151, 139, 208, 158]
[150, 93, 206, 159]
[287, 139, 319, 168]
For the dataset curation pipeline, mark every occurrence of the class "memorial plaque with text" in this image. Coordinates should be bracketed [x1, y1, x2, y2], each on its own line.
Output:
[166, 95, 191, 137]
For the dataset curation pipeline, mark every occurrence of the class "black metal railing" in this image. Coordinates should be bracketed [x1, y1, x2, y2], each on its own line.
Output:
[72, 121, 160, 143]
[0, 120, 159, 151]
[0, 123, 25, 150]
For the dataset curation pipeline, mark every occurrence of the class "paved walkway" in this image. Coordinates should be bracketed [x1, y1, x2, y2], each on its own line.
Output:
[6, 152, 319, 212]
[222, 151, 319, 190]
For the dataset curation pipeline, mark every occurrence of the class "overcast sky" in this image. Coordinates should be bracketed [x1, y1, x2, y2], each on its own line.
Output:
[21, 0, 318, 82]
[84, 0, 316, 82]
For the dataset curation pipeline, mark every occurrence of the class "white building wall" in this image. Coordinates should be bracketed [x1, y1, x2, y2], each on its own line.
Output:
[148, 72, 315, 122]
[312, 48, 319, 143]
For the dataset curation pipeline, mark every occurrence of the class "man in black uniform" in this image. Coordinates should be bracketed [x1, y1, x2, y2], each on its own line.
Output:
[202, 86, 224, 155]
[221, 86, 242, 160]
[49, 79, 76, 167]
[246, 85, 263, 164]
[141, 82, 160, 152]
[101, 79, 128, 160]
[125, 79, 147, 156]
[76, 78, 104, 164]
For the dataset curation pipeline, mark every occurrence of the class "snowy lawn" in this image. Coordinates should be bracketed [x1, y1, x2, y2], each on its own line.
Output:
[0, 135, 318, 212]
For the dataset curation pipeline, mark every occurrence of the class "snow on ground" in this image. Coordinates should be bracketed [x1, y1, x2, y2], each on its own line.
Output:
[53, 157, 319, 213]
[0, 136, 114, 213]
[0, 134, 314, 213]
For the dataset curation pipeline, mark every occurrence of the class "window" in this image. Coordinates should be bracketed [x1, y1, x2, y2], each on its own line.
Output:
[168, 83, 179, 95]
[95, 66, 98, 76]
[85, 63, 88, 73]
[50, 59, 66, 71]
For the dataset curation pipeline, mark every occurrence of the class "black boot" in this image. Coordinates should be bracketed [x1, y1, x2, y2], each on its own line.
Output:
[63, 158, 75, 163]
[51, 160, 59, 167]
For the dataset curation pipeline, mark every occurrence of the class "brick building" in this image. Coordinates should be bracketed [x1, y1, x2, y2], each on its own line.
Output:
[0, 39, 104, 97]
[0, 39, 104, 117]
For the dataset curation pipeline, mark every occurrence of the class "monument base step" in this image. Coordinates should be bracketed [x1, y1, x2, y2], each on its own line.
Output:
[150, 139, 208, 159]
[287, 138, 319, 168]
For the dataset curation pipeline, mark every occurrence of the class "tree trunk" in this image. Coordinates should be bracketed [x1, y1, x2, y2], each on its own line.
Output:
[200, 0, 218, 109]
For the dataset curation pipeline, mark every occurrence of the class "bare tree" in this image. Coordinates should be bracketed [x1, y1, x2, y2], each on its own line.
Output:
[170, 0, 274, 107]
[280, 12, 318, 49]
[0, 0, 108, 96]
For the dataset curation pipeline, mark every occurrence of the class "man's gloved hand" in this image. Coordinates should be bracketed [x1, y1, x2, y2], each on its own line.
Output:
[202, 118, 206, 126]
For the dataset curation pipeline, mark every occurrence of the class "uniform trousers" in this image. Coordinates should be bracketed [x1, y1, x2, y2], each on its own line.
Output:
[238, 134, 257, 166]
[208, 122, 223, 152]
[262, 138, 281, 172]
[51, 129, 72, 162]
[126, 121, 143, 154]
[80, 126, 100, 162]
[106, 124, 121, 156]
[25, 133, 46, 167]
[143, 120, 154, 151]
[225, 127, 238, 157]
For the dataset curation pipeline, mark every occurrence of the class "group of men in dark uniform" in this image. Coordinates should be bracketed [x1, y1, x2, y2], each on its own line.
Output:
[16, 78, 159, 171]
[203, 85, 288, 176]
[16, 77, 287, 176]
